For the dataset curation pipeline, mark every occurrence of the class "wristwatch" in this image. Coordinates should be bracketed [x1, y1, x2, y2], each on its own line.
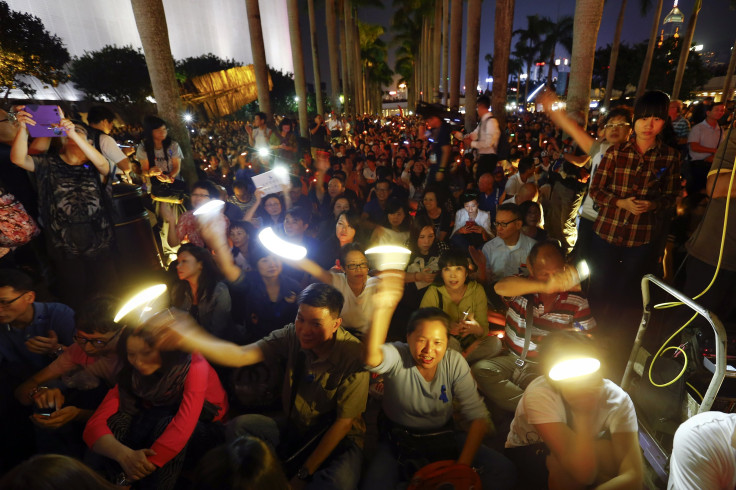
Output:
[296, 466, 311, 481]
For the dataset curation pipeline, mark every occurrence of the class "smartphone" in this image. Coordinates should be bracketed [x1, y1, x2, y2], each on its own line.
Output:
[465, 220, 476, 227]
[25, 105, 65, 138]
[33, 405, 53, 418]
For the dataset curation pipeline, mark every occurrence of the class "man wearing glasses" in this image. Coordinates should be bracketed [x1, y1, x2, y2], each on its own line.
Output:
[474, 203, 537, 286]
[13, 297, 122, 457]
[0, 269, 75, 377]
[0, 268, 75, 471]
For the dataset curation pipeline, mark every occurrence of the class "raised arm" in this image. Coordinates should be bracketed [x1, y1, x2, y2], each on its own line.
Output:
[538, 89, 595, 154]
[494, 266, 581, 297]
[57, 113, 109, 177]
[9, 107, 37, 171]
[363, 271, 405, 368]
[144, 309, 264, 368]
[198, 213, 245, 283]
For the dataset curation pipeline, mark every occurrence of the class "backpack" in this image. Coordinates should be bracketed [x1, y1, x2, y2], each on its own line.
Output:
[494, 121, 512, 161]
[408, 460, 482, 490]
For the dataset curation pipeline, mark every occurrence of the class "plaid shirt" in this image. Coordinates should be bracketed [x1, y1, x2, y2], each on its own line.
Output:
[589, 139, 680, 247]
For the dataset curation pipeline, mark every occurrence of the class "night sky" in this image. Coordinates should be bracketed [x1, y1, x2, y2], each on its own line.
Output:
[303, 0, 736, 91]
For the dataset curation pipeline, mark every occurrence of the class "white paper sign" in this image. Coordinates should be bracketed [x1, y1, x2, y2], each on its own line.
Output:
[251, 169, 290, 196]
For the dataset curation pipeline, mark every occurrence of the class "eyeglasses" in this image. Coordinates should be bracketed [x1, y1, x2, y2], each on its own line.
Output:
[73, 330, 117, 348]
[494, 218, 520, 228]
[345, 262, 369, 271]
[0, 293, 26, 308]
[191, 193, 210, 198]
[604, 122, 630, 129]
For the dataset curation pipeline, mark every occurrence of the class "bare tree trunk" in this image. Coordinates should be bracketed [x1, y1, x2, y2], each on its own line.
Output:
[325, 0, 341, 112]
[449, 0, 463, 109]
[343, 0, 355, 114]
[339, 0, 349, 114]
[244, 0, 272, 120]
[492, 0, 514, 128]
[442, 0, 450, 105]
[721, 39, 736, 103]
[307, 0, 324, 115]
[636, 0, 664, 100]
[352, 16, 363, 114]
[672, 0, 701, 100]
[287, 0, 309, 137]
[433, 2, 442, 101]
[546, 46, 556, 86]
[602, 0, 627, 108]
[464, 0, 481, 129]
[567, 0, 605, 123]
[130, 0, 196, 185]
[424, 17, 431, 101]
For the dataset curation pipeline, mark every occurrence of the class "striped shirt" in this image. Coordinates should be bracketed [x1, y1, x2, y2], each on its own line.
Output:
[589, 139, 680, 247]
[503, 293, 596, 359]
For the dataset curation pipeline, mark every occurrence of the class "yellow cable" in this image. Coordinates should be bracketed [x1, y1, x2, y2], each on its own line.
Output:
[686, 381, 704, 402]
[647, 159, 735, 388]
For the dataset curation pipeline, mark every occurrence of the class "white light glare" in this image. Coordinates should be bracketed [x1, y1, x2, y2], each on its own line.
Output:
[114, 284, 167, 323]
[576, 260, 590, 281]
[183, 113, 193, 123]
[258, 148, 270, 157]
[258, 227, 307, 260]
[193, 200, 225, 217]
[364, 245, 412, 271]
[549, 357, 601, 381]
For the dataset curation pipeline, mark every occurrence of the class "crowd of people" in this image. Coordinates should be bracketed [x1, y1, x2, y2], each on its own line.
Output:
[0, 85, 734, 490]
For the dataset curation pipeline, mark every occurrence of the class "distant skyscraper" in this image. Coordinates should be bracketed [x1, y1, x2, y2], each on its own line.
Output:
[662, 0, 684, 40]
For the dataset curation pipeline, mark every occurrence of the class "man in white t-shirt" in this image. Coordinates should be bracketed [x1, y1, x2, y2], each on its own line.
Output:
[86, 106, 132, 179]
[505, 331, 642, 489]
[476, 203, 536, 284]
[669, 411, 736, 490]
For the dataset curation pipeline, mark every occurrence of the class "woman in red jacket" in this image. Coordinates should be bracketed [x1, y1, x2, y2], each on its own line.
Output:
[83, 329, 228, 489]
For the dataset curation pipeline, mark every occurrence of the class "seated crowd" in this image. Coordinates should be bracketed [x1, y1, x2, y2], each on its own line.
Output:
[0, 89, 730, 489]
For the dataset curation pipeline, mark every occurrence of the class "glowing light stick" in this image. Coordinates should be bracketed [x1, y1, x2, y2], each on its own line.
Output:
[365, 245, 412, 271]
[258, 227, 307, 260]
[114, 284, 168, 323]
[548, 357, 601, 381]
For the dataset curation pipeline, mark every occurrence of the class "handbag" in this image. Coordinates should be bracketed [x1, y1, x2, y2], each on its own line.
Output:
[408, 460, 482, 490]
[150, 179, 188, 204]
[0, 189, 39, 247]
[381, 412, 460, 479]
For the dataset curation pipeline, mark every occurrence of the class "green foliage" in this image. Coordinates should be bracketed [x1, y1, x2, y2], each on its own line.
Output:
[69, 45, 152, 105]
[0, 0, 70, 97]
[175, 53, 240, 82]
[593, 37, 712, 101]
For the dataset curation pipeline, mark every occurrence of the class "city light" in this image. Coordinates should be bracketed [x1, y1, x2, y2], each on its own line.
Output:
[183, 113, 193, 123]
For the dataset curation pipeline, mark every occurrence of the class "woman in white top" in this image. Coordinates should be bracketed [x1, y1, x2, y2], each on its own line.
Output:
[286, 243, 377, 336]
[449, 192, 493, 252]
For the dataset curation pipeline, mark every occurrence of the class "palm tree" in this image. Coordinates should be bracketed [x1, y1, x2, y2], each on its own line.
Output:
[672, 0, 702, 100]
[343, 0, 355, 114]
[244, 0, 272, 120]
[359, 21, 393, 112]
[722, 39, 736, 103]
[286, 0, 308, 136]
[130, 0, 196, 184]
[464, 0, 482, 128]
[325, 0, 341, 112]
[539, 16, 573, 86]
[441, 0, 450, 105]
[449, 0, 463, 109]
[307, 0, 324, 116]
[491, 0, 515, 127]
[567, 0, 605, 121]
[432, 1, 442, 101]
[514, 15, 548, 103]
[636, 0, 664, 99]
